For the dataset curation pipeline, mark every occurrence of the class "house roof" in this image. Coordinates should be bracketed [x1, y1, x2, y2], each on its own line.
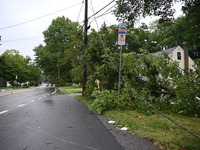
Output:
[155, 46, 179, 55]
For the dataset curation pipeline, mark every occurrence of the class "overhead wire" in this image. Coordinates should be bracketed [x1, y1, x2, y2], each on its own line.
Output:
[79, 0, 116, 29]
[87, 0, 115, 20]
[89, 3, 117, 24]
[89, 0, 107, 50]
[0, 2, 82, 30]
[89, 0, 118, 67]
[121, 75, 200, 139]
[89, 10, 113, 25]
[77, 0, 85, 22]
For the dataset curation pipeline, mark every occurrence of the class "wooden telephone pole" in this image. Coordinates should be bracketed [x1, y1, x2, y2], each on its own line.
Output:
[82, 0, 88, 96]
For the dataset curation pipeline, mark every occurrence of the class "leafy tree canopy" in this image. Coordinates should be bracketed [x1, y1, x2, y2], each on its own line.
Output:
[34, 16, 83, 85]
[1, 49, 42, 86]
[114, 0, 199, 25]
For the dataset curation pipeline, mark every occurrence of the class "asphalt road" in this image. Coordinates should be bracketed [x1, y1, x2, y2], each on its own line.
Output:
[0, 87, 124, 150]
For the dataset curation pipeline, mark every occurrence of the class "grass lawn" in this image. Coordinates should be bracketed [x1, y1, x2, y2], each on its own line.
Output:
[76, 95, 200, 150]
[57, 86, 82, 94]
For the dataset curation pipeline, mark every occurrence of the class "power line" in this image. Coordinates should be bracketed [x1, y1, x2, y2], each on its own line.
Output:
[89, 3, 116, 21]
[0, 2, 82, 30]
[89, 11, 112, 24]
[90, 0, 107, 49]
[88, 0, 115, 20]
[77, 0, 84, 22]
[89, 4, 116, 25]
[122, 75, 200, 139]
[80, 1, 116, 28]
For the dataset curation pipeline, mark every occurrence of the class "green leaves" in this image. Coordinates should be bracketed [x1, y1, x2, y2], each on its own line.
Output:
[1, 49, 41, 86]
[115, 1, 200, 59]
[35, 16, 83, 84]
[122, 51, 200, 116]
[91, 90, 118, 114]
[114, 0, 175, 25]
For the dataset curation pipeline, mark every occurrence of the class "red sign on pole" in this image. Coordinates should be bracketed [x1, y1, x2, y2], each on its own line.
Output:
[118, 23, 126, 45]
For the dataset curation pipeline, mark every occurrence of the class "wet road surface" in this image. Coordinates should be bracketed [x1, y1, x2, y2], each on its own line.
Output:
[0, 87, 124, 150]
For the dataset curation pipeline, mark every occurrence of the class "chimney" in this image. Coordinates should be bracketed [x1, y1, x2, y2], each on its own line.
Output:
[183, 45, 189, 74]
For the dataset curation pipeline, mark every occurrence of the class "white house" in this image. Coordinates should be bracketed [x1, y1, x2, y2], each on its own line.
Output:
[155, 46, 196, 71]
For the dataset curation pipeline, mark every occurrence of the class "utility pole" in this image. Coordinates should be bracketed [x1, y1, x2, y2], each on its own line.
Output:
[82, 0, 88, 96]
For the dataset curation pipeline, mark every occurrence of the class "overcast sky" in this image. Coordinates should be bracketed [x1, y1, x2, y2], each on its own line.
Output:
[0, 0, 183, 60]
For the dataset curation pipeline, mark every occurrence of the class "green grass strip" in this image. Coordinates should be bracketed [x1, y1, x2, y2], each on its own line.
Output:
[75, 95, 200, 150]
[57, 86, 82, 94]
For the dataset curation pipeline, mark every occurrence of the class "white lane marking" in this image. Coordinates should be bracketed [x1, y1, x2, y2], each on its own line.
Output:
[39, 97, 42, 100]
[51, 88, 57, 95]
[31, 100, 35, 103]
[44, 96, 46, 98]
[18, 104, 25, 107]
[0, 110, 9, 114]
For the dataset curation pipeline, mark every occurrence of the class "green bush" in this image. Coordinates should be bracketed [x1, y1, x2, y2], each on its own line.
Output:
[117, 88, 135, 110]
[91, 90, 118, 114]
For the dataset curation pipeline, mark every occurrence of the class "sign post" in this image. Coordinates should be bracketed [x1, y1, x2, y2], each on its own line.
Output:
[16, 75, 18, 87]
[118, 23, 126, 99]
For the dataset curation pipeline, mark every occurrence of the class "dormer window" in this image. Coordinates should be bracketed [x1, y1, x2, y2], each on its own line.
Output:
[177, 52, 181, 60]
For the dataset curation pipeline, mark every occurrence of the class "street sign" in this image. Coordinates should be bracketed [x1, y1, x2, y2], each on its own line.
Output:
[117, 23, 126, 99]
[118, 23, 126, 45]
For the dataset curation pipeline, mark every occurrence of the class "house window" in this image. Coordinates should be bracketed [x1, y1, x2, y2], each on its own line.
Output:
[177, 52, 181, 60]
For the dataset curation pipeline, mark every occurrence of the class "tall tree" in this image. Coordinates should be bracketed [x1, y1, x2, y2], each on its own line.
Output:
[36, 16, 82, 85]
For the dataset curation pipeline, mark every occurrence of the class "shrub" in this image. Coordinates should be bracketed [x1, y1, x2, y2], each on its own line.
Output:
[91, 90, 118, 114]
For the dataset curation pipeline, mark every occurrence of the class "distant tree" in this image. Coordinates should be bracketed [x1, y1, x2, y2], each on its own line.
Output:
[35, 16, 82, 85]
[1, 49, 41, 86]
[148, 16, 200, 59]
[0, 55, 6, 79]
[34, 44, 54, 81]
